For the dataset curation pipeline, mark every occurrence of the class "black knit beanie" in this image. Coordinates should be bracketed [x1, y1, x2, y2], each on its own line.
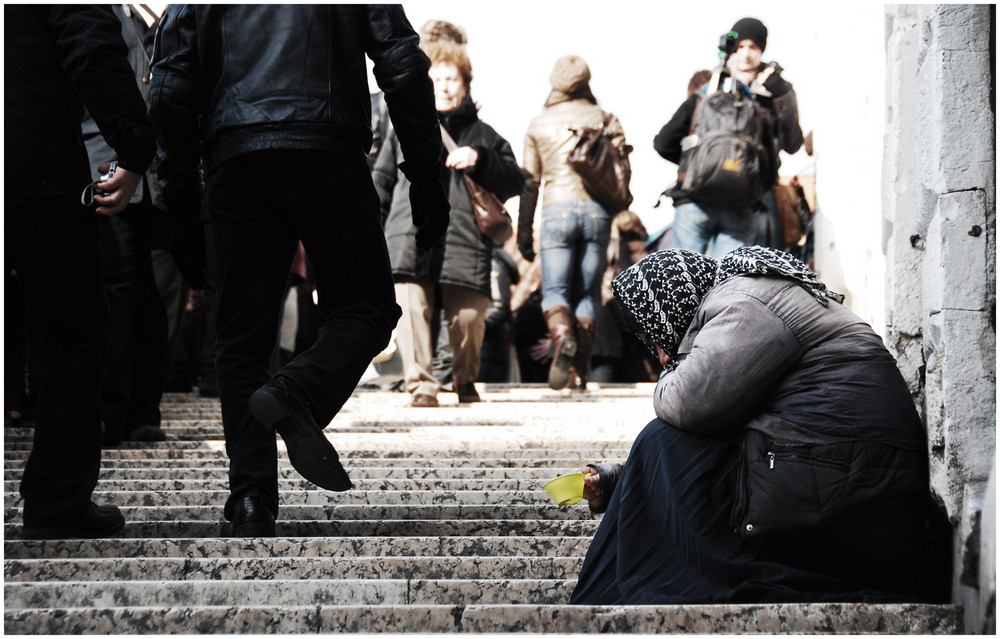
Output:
[730, 17, 767, 52]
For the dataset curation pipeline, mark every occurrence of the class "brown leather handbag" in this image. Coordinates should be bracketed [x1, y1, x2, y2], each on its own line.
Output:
[567, 111, 634, 213]
[440, 125, 513, 246]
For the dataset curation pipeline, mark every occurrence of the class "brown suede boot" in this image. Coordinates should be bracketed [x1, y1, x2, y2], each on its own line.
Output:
[544, 306, 577, 390]
[573, 316, 595, 389]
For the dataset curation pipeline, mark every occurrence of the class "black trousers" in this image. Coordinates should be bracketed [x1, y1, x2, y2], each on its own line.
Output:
[207, 150, 400, 520]
[99, 205, 169, 441]
[6, 197, 109, 524]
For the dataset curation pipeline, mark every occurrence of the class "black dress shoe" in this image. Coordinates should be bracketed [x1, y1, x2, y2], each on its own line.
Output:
[456, 382, 482, 403]
[230, 495, 275, 538]
[248, 380, 353, 491]
[22, 502, 125, 540]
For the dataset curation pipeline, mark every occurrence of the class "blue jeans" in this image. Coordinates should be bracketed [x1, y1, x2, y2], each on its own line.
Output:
[540, 200, 612, 319]
[672, 200, 755, 259]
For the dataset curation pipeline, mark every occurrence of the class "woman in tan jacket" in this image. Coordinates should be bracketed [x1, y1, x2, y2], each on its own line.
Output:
[518, 55, 628, 390]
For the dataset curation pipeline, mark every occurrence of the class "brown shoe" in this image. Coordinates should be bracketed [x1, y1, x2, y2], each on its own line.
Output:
[411, 394, 439, 408]
[456, 382, 481, 403]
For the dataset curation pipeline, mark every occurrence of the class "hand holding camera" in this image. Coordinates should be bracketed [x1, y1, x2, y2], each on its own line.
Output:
[81, 161, 143, 215]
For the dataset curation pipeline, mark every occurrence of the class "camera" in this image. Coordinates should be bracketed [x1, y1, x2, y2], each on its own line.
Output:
[718, 31, 738, 57]
[97, 162, 117, 187]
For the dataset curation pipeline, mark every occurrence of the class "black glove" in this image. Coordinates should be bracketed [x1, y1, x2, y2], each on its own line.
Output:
[517, 226, 535, 262]
[401, 162, 450, 250]
[762, 62, 791, 96]
[168, 215, 208, 291]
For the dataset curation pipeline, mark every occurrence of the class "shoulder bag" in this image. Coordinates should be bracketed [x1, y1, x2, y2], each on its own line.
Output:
[439, 125, 513, 246]
[567, 111, 634, 213]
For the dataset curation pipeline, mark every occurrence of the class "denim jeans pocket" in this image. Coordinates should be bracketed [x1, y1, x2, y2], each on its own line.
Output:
[540, 210, 573, 251]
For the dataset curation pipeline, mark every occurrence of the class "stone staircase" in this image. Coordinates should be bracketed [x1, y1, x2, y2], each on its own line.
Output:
[4, 385, 962, 633]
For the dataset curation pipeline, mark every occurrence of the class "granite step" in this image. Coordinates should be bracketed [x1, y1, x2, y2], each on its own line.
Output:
[3, 467, 595, 481]
[5, 555, 585, 582]
[4, 503, 596, 523]
[4, 577, 576, 608]
[6, 489, 558, 508]
[4, 518, 599, 539]
[3, 535, 590, 560]
[5, 478, 572, 493]
[3, 603, 962, 635]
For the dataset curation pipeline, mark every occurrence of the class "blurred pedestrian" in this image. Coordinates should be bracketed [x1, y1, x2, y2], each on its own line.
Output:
[375, 40, 524, 407]
[518, 55, 631, 390]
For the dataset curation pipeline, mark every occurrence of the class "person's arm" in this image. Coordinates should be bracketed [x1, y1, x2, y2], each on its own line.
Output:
[465, 127, 526, 201]
[148, 6, 207, 289]
[48, 5, 155, 214]
[653, 94, 698, 165]
[517, 128, 541, 262]
[148, 5, 202, 221]
[653, 290, 803, 434]
[759, 63, 803, 154]
[363, 5, 448, 249]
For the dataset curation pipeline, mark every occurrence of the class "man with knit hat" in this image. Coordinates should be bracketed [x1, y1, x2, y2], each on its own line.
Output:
[654, 16, 803, 258]
[519, 55, 631, 390]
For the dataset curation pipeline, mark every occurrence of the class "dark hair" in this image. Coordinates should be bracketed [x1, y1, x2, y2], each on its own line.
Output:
[687, 70, 711, 96]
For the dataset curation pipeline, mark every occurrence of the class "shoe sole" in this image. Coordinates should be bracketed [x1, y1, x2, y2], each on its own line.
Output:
[548, 339, 578, 391]
[249, 387, 353, 492]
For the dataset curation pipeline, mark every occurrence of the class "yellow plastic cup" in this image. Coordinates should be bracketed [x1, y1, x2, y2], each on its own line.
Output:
[544, 472, 586, 507]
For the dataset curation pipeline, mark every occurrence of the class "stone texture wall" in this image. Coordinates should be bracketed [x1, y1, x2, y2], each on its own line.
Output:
[883, 4, 995, 634]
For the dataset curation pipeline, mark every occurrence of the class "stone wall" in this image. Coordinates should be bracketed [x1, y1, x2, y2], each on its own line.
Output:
[883, 4, 995, 634]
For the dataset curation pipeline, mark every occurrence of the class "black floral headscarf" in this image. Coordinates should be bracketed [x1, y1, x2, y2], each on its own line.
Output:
[612, 246, 842, 364]
[612, 249, 717, 360]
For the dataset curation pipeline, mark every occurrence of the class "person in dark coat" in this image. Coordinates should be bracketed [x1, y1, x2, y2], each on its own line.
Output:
[570, 247, 943, 605]
[374, 40, 524, 407]
[150, 5, 450, 537]
[6, 4, 156, 539]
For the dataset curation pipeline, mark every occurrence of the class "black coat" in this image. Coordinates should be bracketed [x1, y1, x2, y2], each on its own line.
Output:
[374, 99, 524, 296]
[5, 5, 155, 201]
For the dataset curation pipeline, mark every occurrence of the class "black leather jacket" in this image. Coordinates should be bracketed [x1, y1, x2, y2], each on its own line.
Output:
[150, 4, 441, 216]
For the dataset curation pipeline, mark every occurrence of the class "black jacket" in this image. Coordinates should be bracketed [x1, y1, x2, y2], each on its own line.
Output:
[374, 99, 523, 295]
[4, 5, 155, 201]
[150, 4, 442, 217]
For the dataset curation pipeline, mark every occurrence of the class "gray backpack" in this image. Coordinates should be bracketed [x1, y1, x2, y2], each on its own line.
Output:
[677, 90, 770, 206]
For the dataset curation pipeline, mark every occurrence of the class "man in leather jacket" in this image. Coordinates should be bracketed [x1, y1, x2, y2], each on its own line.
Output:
[6, 5, 156, 539]
[150, 5, 450, 537]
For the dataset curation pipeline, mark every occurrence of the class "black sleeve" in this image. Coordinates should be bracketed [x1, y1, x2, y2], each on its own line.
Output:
[149, 6, 203, 218]
[466, 127, 526, 201]
[363, 5, 443, 171]
[372, 129, 400, 226]
[48, 5, 155, 173]
[653, 94, 699, 165]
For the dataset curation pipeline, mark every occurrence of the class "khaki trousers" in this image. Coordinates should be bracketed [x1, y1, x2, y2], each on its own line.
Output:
[394, 282, 490, 397]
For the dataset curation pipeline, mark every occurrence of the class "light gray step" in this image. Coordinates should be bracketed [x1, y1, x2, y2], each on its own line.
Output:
[4, 478, 572, 493]
[3, 535, 592, 560]
[4, 578, 575, 608]
[3, 467, 595, 481]
[5, 555, 585, 582]
[1, 457, 613, 470]
[3, 448, 631, 461]
[3, 603, 964, 634]
[6, 489, 560, 508]
[4, 518, 599, 539]
[5, 503, 595, 523]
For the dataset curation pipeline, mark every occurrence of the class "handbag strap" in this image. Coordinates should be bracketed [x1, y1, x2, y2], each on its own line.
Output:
[439, 124, 459, 152]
